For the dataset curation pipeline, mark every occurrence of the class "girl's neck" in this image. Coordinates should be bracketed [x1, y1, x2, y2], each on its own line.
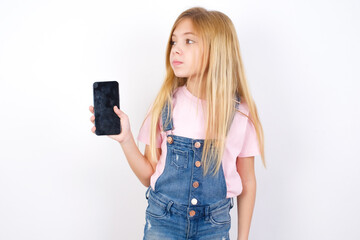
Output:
[186, 78, 206, 100]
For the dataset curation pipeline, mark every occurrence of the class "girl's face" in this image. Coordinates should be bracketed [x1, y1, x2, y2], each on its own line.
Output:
[170, 18, 203, 79]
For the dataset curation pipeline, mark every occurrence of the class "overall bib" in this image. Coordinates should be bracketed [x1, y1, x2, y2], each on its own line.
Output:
[143, 95, 240, 240]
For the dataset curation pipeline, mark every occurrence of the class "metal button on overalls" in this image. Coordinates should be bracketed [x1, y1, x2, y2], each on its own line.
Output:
[189, 210, 196, 217]
[192, 181, 199, 188]
[194, 141, 201, 148]
[167, 136, 173, 144]
[195, 161, 201, 167]
[191, 198, 198, 205]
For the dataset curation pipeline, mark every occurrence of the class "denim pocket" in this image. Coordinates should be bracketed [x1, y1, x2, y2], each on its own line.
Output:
[171, 148, 188, 170]
[209, 205, 231, 225]
[145, 198, 168, 219]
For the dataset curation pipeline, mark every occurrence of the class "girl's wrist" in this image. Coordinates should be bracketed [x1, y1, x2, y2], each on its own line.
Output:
[119, 133, 134, 146]
[238, 236, 248, 240]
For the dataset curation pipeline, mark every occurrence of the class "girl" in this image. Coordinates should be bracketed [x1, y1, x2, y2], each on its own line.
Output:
[89, 6, 265, 240]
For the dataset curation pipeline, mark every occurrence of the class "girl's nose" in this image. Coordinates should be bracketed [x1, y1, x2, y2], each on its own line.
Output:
[172, 45, 182, 55]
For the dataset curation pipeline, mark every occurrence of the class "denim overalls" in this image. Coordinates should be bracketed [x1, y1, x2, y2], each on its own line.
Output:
[143, 94, 240, 240]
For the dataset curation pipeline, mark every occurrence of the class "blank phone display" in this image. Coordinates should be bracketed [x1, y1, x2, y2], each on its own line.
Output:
[93, 81, 121, 135]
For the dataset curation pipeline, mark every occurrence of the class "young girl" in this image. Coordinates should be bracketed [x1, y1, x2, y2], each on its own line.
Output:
[89, 6, 265, 240]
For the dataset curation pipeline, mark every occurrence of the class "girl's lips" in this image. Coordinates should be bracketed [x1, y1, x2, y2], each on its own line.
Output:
[172, 61, 183, 66]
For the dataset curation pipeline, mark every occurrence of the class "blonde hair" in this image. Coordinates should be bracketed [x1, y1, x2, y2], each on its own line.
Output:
[139, 6, 266, 176]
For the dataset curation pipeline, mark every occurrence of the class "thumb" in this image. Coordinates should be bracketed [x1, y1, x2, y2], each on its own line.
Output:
[113, 106, 123, 117]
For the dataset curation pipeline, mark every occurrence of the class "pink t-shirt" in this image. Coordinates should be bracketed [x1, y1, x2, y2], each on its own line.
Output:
[137, 85, 260, 198]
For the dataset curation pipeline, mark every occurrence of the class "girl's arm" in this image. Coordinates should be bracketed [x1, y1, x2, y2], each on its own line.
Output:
[119, 136, 159, 187]
[236, 156, 257, 240]
[89, 105, 158, 187]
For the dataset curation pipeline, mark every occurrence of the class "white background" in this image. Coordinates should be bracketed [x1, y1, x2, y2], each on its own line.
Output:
[0, 0, 359, 239]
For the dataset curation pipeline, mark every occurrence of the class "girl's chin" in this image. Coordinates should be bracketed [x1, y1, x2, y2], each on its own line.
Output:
[173, 71, 189, 78]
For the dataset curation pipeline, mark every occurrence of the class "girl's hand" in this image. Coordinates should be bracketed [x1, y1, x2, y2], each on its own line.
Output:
[89, 105, 132, 144]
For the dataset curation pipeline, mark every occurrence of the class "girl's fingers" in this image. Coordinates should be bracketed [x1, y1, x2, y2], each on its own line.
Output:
[90, 115, 95, 123]
[91, 126, 96, 133]
[113, 106, 122, 116]
[89, 105, 94, 113]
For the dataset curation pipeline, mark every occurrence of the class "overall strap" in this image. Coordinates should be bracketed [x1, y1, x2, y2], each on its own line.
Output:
[235, 92, 241, 110]
[231, 92, 241, 120]
[161, 99, 174, 132]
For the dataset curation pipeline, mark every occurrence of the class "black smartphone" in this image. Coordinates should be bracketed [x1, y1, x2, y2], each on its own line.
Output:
[93, 81, 121, 135]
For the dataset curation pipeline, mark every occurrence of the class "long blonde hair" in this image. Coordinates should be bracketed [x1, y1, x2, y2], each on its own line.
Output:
[139, 7, 266, 176]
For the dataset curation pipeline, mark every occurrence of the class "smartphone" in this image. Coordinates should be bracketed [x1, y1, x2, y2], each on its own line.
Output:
[93, 81, 121, 135]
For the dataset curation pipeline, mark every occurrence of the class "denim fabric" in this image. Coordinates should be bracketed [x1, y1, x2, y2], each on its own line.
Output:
[144, 187, 233, 240]
[143, 93, 240, 240]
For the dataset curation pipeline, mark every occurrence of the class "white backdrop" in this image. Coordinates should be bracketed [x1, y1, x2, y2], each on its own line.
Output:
[0, 0, 359, 239]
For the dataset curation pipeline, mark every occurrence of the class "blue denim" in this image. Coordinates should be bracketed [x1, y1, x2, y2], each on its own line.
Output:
[144, 187, 233, 240]
[143, 95, 240, 240]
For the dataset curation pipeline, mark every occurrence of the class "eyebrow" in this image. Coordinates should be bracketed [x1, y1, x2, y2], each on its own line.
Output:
[172, 32, 197, 37]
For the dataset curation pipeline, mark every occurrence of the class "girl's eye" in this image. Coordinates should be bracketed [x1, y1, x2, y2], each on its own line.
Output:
[170, 39, 195, 46]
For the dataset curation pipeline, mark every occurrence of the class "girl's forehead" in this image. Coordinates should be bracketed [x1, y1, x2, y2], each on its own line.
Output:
[172, 19, 198, 37]
[172, 31, 197, 37]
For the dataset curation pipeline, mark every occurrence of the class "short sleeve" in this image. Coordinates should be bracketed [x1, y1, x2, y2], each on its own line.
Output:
[137, 108, 162, 148]
[237, 117, 261, 158]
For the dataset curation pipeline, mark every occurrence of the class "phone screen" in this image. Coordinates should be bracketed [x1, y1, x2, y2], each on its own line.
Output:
[93, 81, 121, 135]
